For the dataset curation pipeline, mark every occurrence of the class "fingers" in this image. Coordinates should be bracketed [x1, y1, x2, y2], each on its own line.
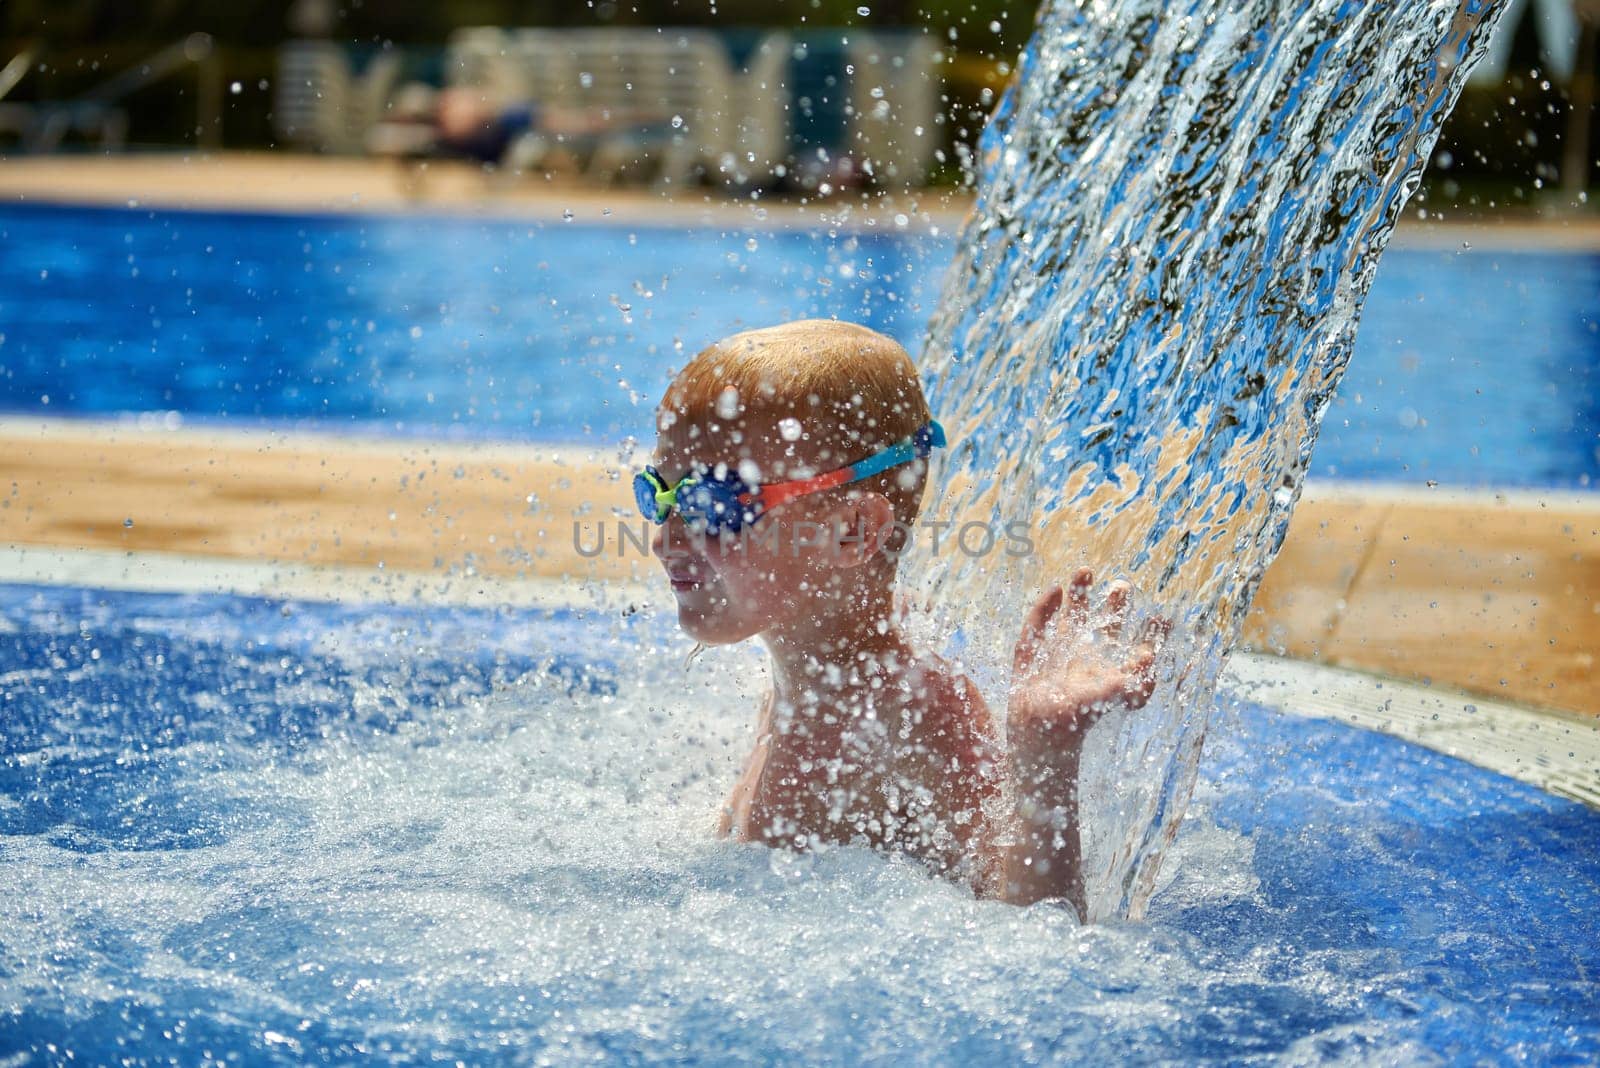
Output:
[1013, 584, 1064, 676]
[1063, 566, 1093, 632]
[1139, 615, 1172, 646]
[1118, 615, 1176, 708]
[1097, 579, 1132, 640]
[1120, 643, 1159, 707]
[1027, 572, 1176, 693]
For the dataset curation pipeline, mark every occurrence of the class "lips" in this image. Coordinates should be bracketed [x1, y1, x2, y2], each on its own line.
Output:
[667, 569, 701, 591]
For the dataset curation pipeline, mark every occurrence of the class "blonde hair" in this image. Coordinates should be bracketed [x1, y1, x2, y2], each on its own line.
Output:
[660, 319, 934, 536]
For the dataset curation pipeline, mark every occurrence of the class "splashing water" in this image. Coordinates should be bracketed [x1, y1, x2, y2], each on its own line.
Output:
[5, 586, 1595, 1062]
[903, 0, 1510, 921]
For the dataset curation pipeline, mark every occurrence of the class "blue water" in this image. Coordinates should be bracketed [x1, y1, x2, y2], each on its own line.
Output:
[0, 204, 937, 445]
[0, 582, 1595, 1063]
[0, 203, 1595, 488]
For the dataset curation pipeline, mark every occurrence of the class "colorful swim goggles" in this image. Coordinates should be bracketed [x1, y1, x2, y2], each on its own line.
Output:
[634, 420, 946, 535]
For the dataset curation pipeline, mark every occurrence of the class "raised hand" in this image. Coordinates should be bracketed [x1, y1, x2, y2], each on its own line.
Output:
[1000, 567, 1171, 912]
[1008, 566, 1170, 752]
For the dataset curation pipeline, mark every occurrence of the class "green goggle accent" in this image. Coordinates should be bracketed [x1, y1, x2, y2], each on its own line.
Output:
[636, 467, 692, 522]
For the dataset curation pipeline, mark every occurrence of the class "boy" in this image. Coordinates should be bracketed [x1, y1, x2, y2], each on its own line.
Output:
[632, 320, 1166, 917]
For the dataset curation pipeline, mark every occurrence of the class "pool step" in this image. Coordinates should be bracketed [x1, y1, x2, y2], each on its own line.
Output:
[1228, 651, 1600, 810]
[2, 541, 1594, 809]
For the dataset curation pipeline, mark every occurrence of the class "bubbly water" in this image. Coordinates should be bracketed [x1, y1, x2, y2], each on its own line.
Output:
[3, 587, 1596, 1063]
[904, 0, 1511, 922]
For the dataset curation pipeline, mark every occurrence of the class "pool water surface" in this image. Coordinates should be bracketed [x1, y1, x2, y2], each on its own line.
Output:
[0, 203, 1596, 489]
[1, 583, 1595, 1063]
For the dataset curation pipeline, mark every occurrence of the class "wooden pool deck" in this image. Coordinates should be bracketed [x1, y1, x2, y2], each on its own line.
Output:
[1, 417, 1594, 719]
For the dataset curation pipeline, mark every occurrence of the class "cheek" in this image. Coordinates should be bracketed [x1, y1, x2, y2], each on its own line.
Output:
[704, 538, 768, 590]
[705, 531, 795, 598]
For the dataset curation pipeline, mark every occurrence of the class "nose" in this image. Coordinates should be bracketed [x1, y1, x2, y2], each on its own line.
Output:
[651, 514, 689, 561]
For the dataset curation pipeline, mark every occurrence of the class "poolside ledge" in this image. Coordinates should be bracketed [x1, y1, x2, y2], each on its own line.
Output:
[0, 417, 1593, 720]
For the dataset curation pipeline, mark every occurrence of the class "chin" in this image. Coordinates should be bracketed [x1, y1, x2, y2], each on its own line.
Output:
[675, 603, 762, 647]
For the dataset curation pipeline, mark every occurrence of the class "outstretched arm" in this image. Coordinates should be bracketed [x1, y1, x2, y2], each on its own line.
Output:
[1001, 568, 1168, 918]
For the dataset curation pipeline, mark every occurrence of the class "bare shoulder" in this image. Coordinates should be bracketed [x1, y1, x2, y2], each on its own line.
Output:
[899, 653, 1001, 873]
[903, 653, 996, 757]
[909, 651, 990, 710]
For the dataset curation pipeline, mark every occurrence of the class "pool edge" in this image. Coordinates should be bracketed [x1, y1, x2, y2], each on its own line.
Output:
[3, 542, 1595, 810]
[1228, 650, 1600, 810]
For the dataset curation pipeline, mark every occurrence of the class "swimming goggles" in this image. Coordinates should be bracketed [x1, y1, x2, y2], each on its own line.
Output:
[634, 420, 946, 535]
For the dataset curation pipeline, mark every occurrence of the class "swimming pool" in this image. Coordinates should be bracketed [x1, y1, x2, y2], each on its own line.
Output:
[0, 203, 1596, 489]
[1, 582, 1595, 1062]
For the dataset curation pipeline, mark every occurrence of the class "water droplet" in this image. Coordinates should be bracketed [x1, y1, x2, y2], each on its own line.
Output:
[123, 518, 134, 528]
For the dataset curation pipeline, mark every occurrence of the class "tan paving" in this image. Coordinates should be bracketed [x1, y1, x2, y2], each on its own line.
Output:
[1, 419, 1594, 718]
[1241, 487, 1599, 718]
[5, 151, 1600, 249]
[0, 420, 642, 588]
[0, 151, 974, 231]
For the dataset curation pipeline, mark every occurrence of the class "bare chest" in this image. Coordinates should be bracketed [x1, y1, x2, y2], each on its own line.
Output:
[721, 721, 981, 866]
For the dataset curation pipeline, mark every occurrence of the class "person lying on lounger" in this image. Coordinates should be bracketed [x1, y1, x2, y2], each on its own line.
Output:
[370, 84, 669, 173]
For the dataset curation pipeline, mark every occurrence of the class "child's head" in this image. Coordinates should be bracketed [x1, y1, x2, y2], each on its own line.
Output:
[646, 319, 934, 646]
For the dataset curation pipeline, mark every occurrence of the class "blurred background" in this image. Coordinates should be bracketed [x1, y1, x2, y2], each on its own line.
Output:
[1, 0, 1598, 207]
[0, 0, 1595, 718]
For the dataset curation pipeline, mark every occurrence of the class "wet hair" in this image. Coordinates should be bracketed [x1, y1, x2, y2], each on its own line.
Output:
[659, 319, 935, 543]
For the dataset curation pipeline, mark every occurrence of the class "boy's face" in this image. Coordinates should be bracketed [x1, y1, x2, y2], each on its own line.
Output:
[648, 406, 883, 646]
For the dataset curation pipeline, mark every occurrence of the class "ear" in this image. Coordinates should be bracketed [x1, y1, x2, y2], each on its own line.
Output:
[823, 492, 896, 568]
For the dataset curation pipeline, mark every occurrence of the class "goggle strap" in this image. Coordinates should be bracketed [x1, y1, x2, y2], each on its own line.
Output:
[753, 420, 944, 511]
[754, 467, 851, 512]
[641, 420, 946, 525]
[824, 419, 945, 485]
[842, 440, 914, 483]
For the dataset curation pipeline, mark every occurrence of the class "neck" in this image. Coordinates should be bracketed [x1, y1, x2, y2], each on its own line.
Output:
[759, 579, 914, 730]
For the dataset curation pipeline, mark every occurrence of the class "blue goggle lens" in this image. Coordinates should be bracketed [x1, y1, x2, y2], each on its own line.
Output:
[679, 481, 740, 527]
[634, 466, 753, 535]
[633, 470, 664, 521]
